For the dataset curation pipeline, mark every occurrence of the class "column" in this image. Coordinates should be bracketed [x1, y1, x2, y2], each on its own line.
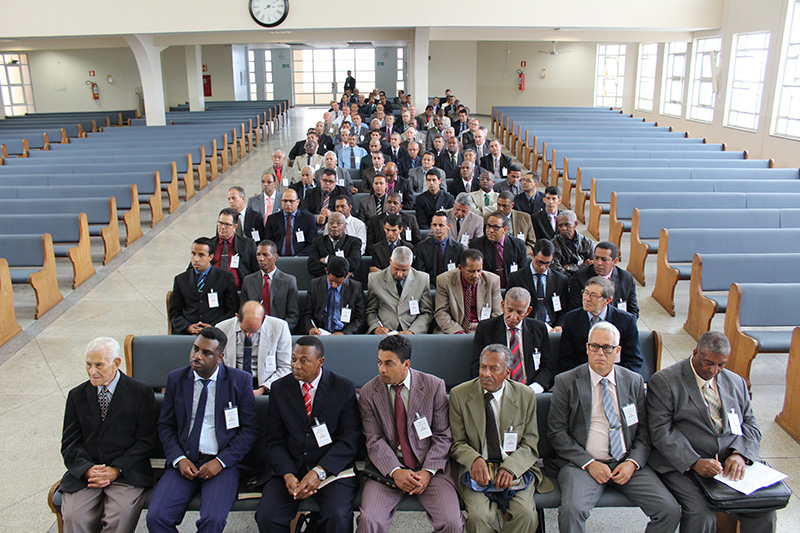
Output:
[410, 27, 430, 111]
[185, 45, 205, 112]
[124, 34, 167, 126]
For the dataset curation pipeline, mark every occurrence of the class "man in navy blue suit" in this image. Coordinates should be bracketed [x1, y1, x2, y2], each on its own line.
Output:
[256, 336, 361, 533]
[146, 327, 259, 533]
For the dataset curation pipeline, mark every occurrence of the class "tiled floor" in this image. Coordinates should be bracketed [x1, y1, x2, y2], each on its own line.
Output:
[1, 107, 797, 532]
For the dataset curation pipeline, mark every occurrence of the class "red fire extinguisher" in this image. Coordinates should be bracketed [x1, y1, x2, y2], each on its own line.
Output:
[517, 69, 525, 91]
[88, 81, 99, 100]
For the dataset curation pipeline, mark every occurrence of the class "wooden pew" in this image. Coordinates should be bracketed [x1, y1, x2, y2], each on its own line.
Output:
[775, 327, 800, 444]
[1, 233, 64, 318]
[0, 258, 23, 347]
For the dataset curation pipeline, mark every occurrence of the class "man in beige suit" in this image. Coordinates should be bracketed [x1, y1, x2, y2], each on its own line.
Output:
[446, 193, 484, 247]
[434, 249, 502, 334]
[492, 191, 536, 254]
[469, 172, 499, 217]
[366, 246, 433, 335]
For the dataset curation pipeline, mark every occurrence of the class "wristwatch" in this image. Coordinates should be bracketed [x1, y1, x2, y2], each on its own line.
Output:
[312, 466, 327, 481]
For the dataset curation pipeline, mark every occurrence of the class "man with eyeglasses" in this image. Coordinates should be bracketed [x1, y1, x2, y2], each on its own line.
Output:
[248, 172, 282, 224]
[493, 191, 536, 254]
[547, 322, 680, 533]
[307, 212, 362, 279]
[558, 276, 642, 374]
[264, 189, 318, 257]
[212, 208, 258, 290]
[513, 172, 545, 217]
[301, 167, 352, 229]
[569, 241, 639, 318]
[314, 151, 357, 194]
[468, 212, 527, 289]
[507, 238, 568, 332]
[551, 210, 595, 276]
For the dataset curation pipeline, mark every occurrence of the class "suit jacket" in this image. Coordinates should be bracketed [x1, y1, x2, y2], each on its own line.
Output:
[449, 176, 480, 197]
[531, 209, 559, 241]
[344, 76, 356, 92]
[240, 268, 300, 331]
[408, 166, 446, 194]
[266, 368, 361, 478]
[471, 316, 556, 390]
[241, 208, 266, 242]
[213, 234, 259, 287]
[247, 191, 282, 222]
[357, 194, 386, 223]
[371, 238, 413, 271]
[289, 181, 315, 203]
[415, 190, 454, 229]
[264, 209, 319, 257]
[158, 364, 259, 471]
[215, 315, 293, 391]
[469, 190, 499, 217]
[547, 364, 650, 470]
[360, 165, 388, 192]
[434, 151, 465, 180]
[446, 208, 484, 245]
[300, 185, 352, 216]
[304, 276, 366, 334]
[366, 212, 422, 254]
[449, 378, 543, 484]
[434, 268, 502, 334]
[384, 145, 409, 164]
[468, 235, 528, 286]
[505, 211, 536, 254]
[307, 234, 362, 278]
[271, 164, 300, 187]
[412, 237, 464, 288]
[294, 152, 326, 171]
[568, 265, 640, 318]
[647, 359, 761, 475]
[314, 167, 354, 192]
[60, 372, 158, 493]
[424, 128, 447, 151]
[493, 179, 523, 197]
[397, 155, 421, 179]
[479, 153, 513, 179]
[169, 266, 238, 335]
[507, 266, 569, 328]
[366, 267, 432, 334]
[468, 141, 491, 161]
[559, 306, 642, 373]
[360, 369, 452, 477]
[514, 191, 545, 217]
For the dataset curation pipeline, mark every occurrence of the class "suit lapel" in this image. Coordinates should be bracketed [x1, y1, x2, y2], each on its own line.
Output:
[182, 368, 195, 438]
[614, 370, 633, 446]
[406, 369, 426, 424]
[466, 381, 486, 452]
[376, 379, 397, 445]
[682, 359, 716, 433]
[84, 382, 103, 432]
[310, 368, 332, 421]
[477, 274, 488, 309]
[576, 367, 593, 436]
[521, 321, 536, 379]
[498, 381, 517, 434]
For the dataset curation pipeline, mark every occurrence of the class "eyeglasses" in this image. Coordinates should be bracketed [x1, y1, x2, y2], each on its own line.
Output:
[321, 179, 336, 184]
[534, 258, 552, 267]
[581, 289, 605, 300]
[587, 343, 618, 355]
[217, 221, 234, 228]
[485, 224, 506, 230]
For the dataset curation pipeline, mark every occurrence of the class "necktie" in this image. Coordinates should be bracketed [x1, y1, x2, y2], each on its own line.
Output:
[321, 193, 331, 217]
[187, 379, 210, 463]
[461, 283, 474, 332]
[307, 154, 312, 166]
[219, 240, 229, 272]
[350, 148, 356, 169]
[484, 193, 490, 207]
[325, 287, 337, 332]
[236, 214, 244, 238]
[196, 271, 207, 292]
[376, 196, 383, 216]
[535, 273, 548, 323]
[590, 315, 602, 327]
[242, 334, 253, 375]
[284, 214, 293, 256]
[262, 273, 271, 315]
[450, 153, 456, 167]
[494, 158, 500, 178]
[456, 218, 462, 234]
[393, 384, 417, 469]
[98, 386, 110, 421]
[495, 242, 506, 287]
[484, 392, 502, 462]
[264, 197, 272, 222]
[393, 149, 398, 162]
[550, 213, 557, 232]
[395, 278, 403, 297]
[465, 180, 471, 193]
[436, 241, 444, 275]
[703, 382, 725, 435]
[600, 378, 625, 461]
[303, 382, 312, 418]
[509, 328, 524, 382]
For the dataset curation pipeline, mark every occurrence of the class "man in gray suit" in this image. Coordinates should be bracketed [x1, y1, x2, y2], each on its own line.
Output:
[240, 240, 300, 331]
[366, 246, 433, 335]
[647, 331, 777, 533]
[408, 151, 446, 194]
[247, 171, 282, 224]
[446, 194, 484, 247]
[548, 322, 680, 533]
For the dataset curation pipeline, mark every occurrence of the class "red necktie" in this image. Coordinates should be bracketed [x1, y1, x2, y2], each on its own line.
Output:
[262, 273, 271, 315]
[303, 382, 312, 418]
[393, 384, 417, 469]
[264, 197, 272, 223]
[509, 327, 524, 382]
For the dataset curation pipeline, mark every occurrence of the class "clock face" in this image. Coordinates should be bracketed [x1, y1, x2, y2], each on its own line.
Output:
[249, 0, 289, 28]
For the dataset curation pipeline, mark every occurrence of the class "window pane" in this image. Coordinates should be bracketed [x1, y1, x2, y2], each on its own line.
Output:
[7, 66, 21, 84]
[595, 44, 626, 108]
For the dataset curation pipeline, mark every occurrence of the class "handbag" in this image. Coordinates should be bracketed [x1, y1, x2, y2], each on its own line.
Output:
[691, 461, 792, 513]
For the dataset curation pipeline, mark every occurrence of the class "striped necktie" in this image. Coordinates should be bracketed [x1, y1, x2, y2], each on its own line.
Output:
[509, 328, 523, 382]
[303, 382, 312, 418]
[601, 378, 625, 461]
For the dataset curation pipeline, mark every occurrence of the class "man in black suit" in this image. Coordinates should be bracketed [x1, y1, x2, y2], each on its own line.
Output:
[307, 212, 362, 278]
[265, 189, 318, 257]
[559, 276, 642, 373]
[412, 211, 464, 288]
[366, 192, 422, 254]
[60, 337, 157, 533]
[383, 161, 415, 210]
[304, 256, 366, 335]
[531, 185, 561, 240]
[479, 139, 513, 181]
[314, 121, 335, 154]
[386, 132, 410, 164]
[514, 172, 545, 217]
[358, 173, 388, 223]
[470, 287, 556, 392]
[227, 186, 265, 242]
[255, 336, 361, 532]
[415, 168, 454, 229]
[468, 212, 527, 288]
[344, 70, 356, 92]
[313, 151, 357, 194]
[434, 136, 465, 180]
[449, 161, 480, 197]
[289, 165, 317, 204]
[370, 213, 414, 271]
[301, 167, 352, 229]
[507, 238, 569, 332]
[569, 241, 639, 317]
[169, 237, 238, 335]
[241, 240, 300, 331]
[213, 208, 258, 290]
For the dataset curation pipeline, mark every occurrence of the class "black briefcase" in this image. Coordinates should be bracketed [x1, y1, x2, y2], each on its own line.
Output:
[691, 462, 792, 513]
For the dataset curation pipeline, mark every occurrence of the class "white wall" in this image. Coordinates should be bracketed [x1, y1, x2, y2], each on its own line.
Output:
[428, 41, 477, 110]
[161, 46, 189, 109]
[231, 45, 249, 101]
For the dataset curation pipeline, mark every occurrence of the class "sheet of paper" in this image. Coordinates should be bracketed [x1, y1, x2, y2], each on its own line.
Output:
[713, 461, 787, 495]
[317, 328, 332, 336]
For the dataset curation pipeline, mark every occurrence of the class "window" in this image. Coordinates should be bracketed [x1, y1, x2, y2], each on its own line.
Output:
[595, 44, 627, 108]
[0, 53, 35, 116]
[248, 49, 275, 101]
[661, 42, 689, 117]
[293, 47, 375, 105]
[773, 0, 800, 139]
[263, 50, 274, 100]
[725, 32, 770, 131]
[688, 36, 722, 123]
[397, 47, 405, 93]
[635, 43, 658, 112]
[248, 50, 257, 101]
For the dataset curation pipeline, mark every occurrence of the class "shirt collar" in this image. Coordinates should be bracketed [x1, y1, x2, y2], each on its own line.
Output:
[193, 366, 220, 383]
[100, 370, 121, 395]
[486, 380, 506, 404]
[589, 365, 617, 388]
[388, 369, 412, 394]
[195, 265, 212, 276]
[529, 263, 548, 277]
[586, 305, 609, 322]
[326, 278, 343, 293]
[303, 367, 324, 389]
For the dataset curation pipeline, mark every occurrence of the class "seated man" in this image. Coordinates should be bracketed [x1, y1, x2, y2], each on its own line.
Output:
[446, 193, 484, 247]
[366, 245, 433, 335]
[264, 148, 298, 188]
[412, 211, 464, 288]
[358, 173, 388, 222]
[313, 151, 357, 194]
[328, 195, 367, 255]
[383, 161, 415, 210]
[357, 335, 463, 533]
[227, 186, 265, 242]
[146, 327, 259, 533]
[212, 208, 258, 290]
[215, 300, 292, 394]
[338, 133, 368, 171]
[469, 172, 499, 217]
[397, 139, 422, 178]
[247, 170, 282, 223]
[552, 210, 595, 276]
[479, 139, 512, 181]
[450, 160, 480, 196]
[559, 276, 642, 373]
[494, 191, 536, 255]
[408, 151, 446, 194]
[493, 164, 523, 196]
[307, 212, 362, 278]
[450, 344, 542, 533]
[60, 337, 157, 533]
[168, 237, 238, 335]
[513, 172, 544, 217]
[371, 213, 413, 271]
[361, 150, 386, 193]
[304, 256, 366, 335]
[240, 240, 300, 331]
[256, 336, 361, 532]
[468, 212, 527, 288]
[569, 241, 639, 318]
[301, 167, 352, 229]
[366, 191, 422, 253]
[289, 165, 317, 203]
[548, 322, 680, 533]
[415, 167, 455, 229]
[264, 189, 318, 257]
[471, 287, 555, 393]
[531, 186, 561, 241]
[647, 332, 777, 533]
[434, 248, 502, 334]
[507, 238, 568, 332]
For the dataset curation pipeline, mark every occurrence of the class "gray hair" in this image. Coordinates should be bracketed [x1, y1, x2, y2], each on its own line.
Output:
[558, 210, 577, 225]
[272, 148, 285, 158]
[586, 276, 615, 299]
[588, 321, 620, 345]
[481, 344, 514, 370]
[391, 245, 414, 265]
[324, 150, 338, 161]
[696, 331, 731, 355]
[85, 337, 121, 362]
[328, 212, 346, 226]
[505, 287, 531, 307]
[455, 192, 473, 207]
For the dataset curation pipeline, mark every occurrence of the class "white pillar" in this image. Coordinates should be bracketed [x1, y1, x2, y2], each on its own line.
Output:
[0, 84, 6, 118]
[124, 34, 167, 126]
[411, 27, 430, 110]
[185, 45, 205, 112]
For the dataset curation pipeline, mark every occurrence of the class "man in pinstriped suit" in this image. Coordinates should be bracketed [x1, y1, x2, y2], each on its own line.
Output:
[357, 335, 464, 533]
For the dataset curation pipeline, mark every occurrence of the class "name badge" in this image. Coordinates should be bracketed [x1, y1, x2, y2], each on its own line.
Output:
[460, 233, 470, 246]
[335, 250, 345, 258]
[480, 304, 491, 321]
[229, 254, 240, 269]
[251, 229, 260, 241]
[622, 403, 638, 426]
[409, 299, 420, 315]
[447, 261, 456, 271]
[502, 167, 508, 177]
[618, 300, 627, 313]
[312, 418, 333, 447]
[532, 349, 541, 371]
[296, 230, 305, 243]
[225, 403, 240, 429]
[265, 352, 277, 372]
[282, 177, 289, 187]
[510, 263, 518, 273]
[728, 409, 743, 436]
[405, 228, 412, 241]
[552, 295, 562, 312]
[516, 232, 525, 241]
[413, 413, 432, 440]
[341, 306, 352, 323]
[503, 427, 518, 452]
[208, 291, 219, 308]
[337, 178, 345, 187]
